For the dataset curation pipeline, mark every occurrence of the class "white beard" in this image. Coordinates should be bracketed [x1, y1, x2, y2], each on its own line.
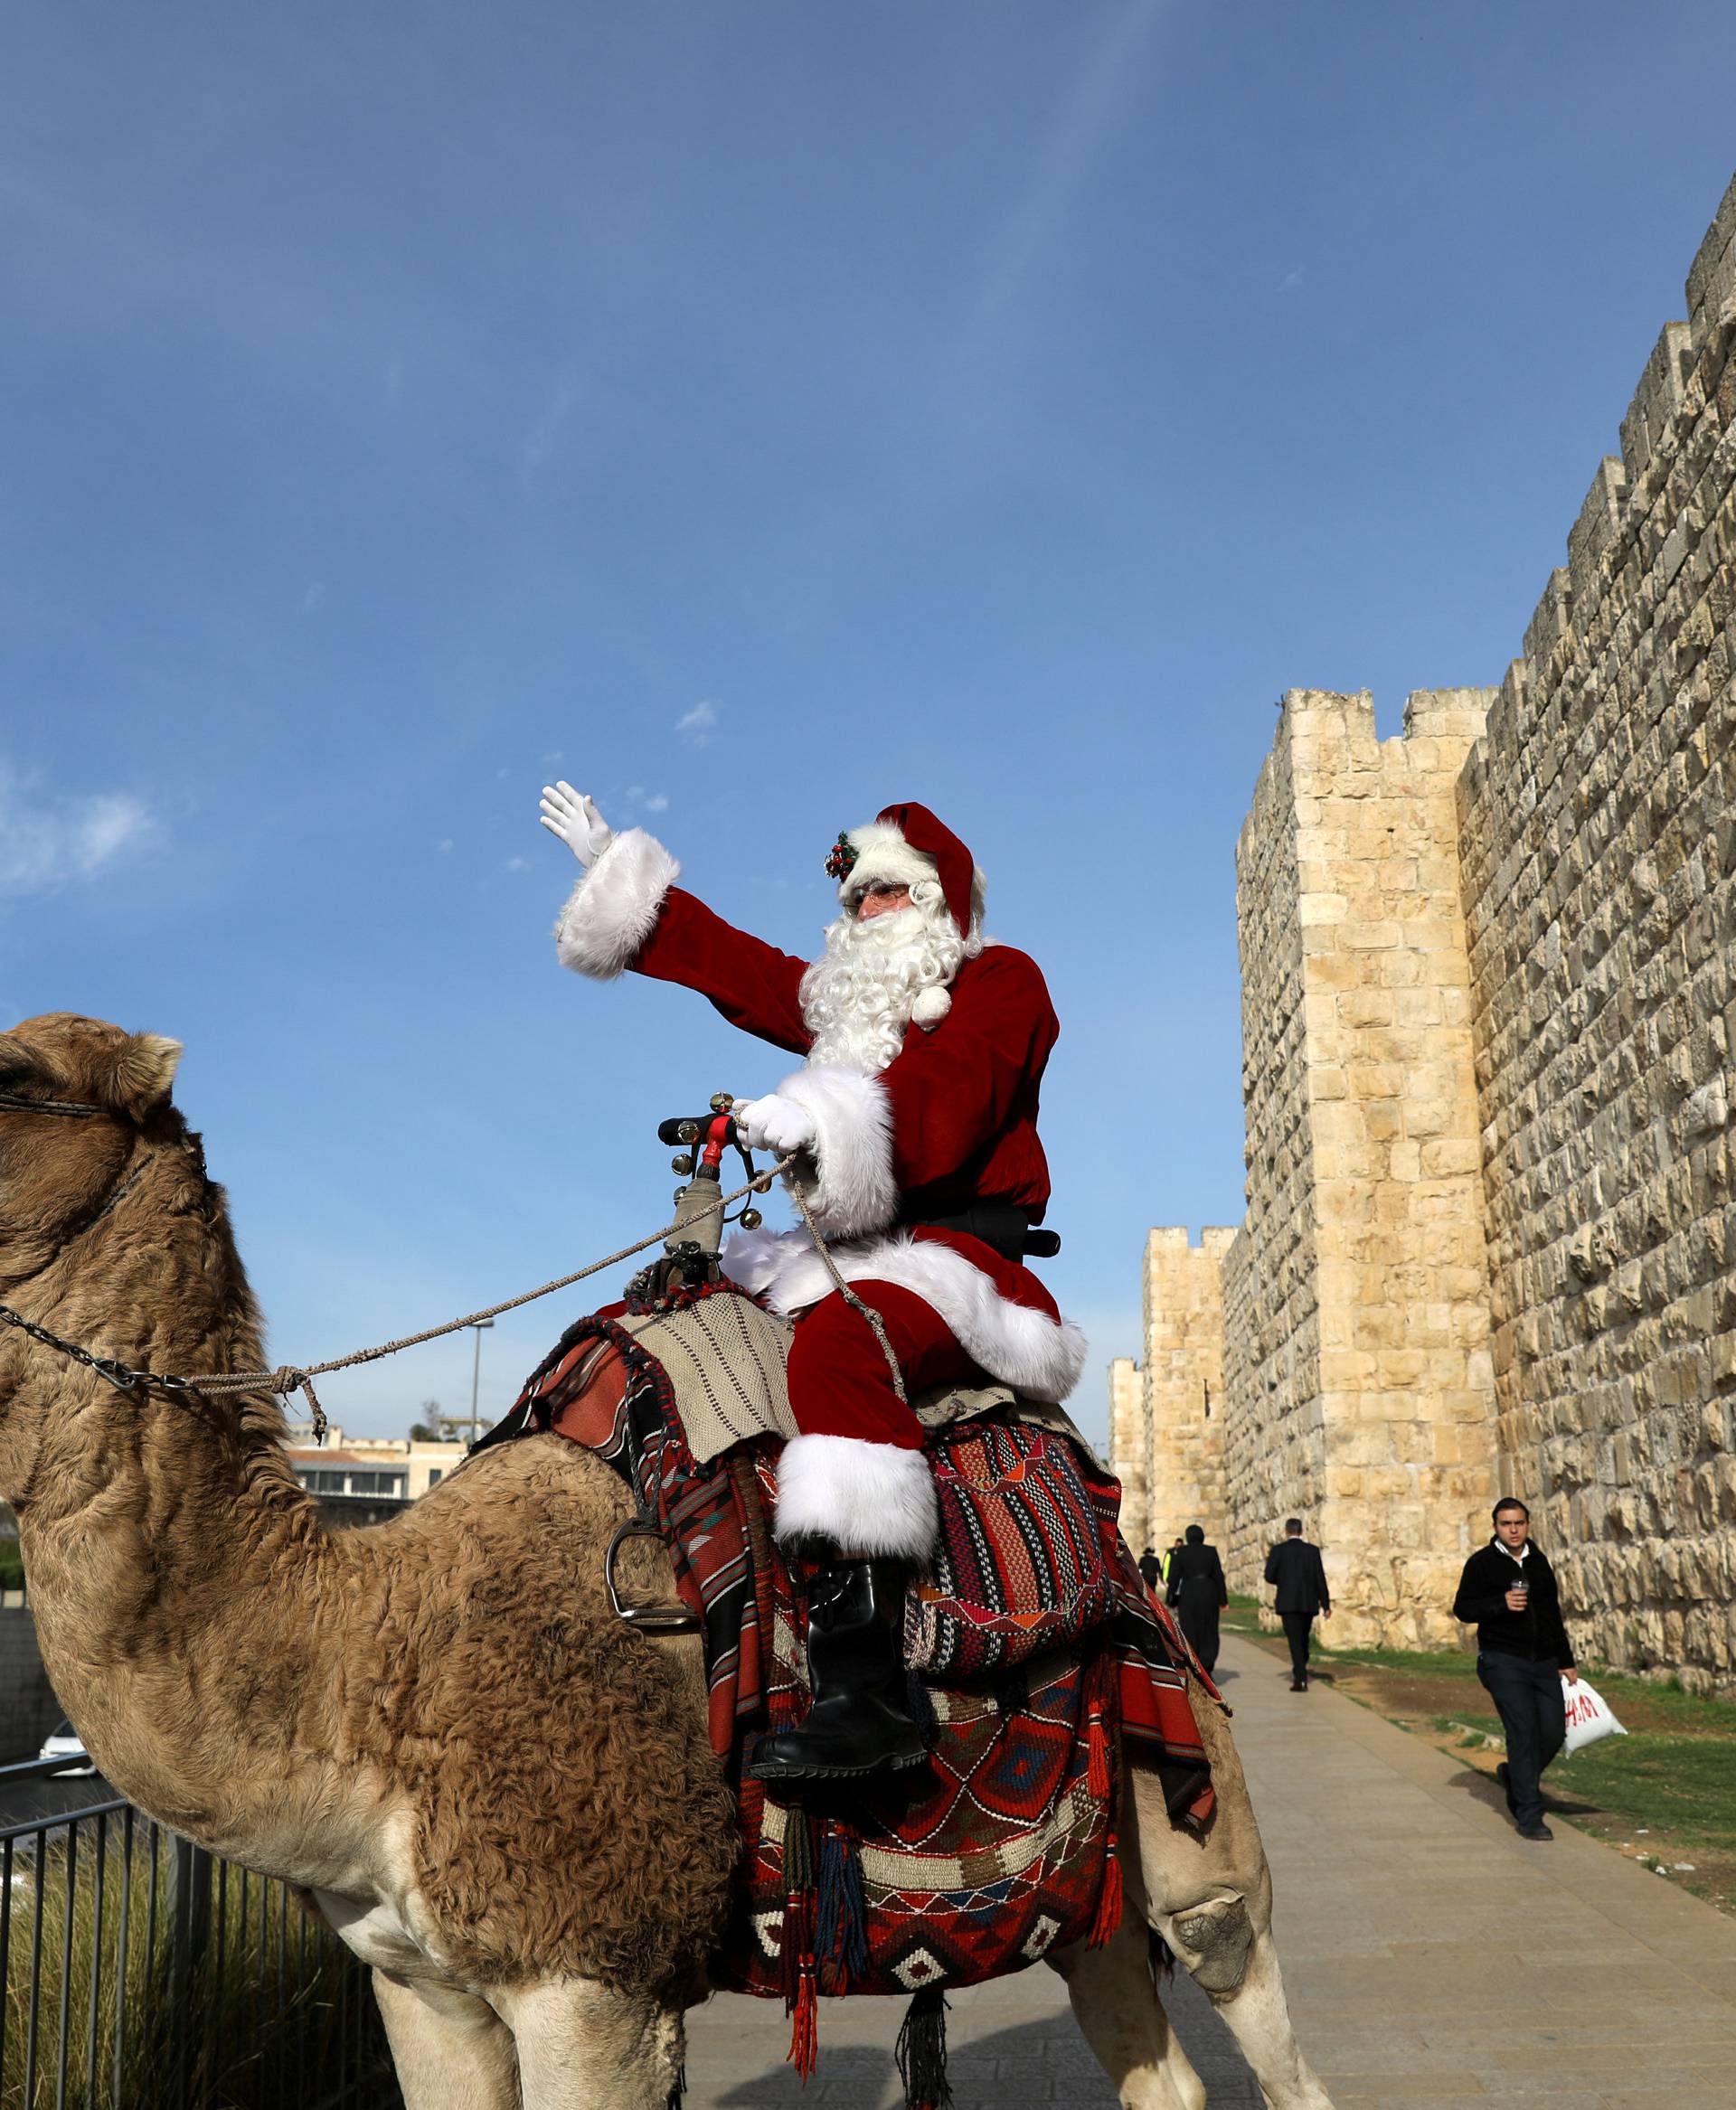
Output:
[799, 901, 966, 1074]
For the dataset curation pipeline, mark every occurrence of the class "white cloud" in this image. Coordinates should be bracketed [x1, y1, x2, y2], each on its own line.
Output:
[505, 856, 529, 872]
[438, 839, 454, 854]
[519, 372, 581, 488]
[1279, 268, 1305, 292]
[643, 792, 669, 814]
[675, 700, 718, 745]
[973, 0, 1165, 323]
[0, 764, 162, 898]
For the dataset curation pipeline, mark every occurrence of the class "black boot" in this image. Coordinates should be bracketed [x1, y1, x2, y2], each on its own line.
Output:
[747, 1550, 929, 1784]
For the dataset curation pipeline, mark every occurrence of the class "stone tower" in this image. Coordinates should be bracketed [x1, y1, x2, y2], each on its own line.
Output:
[1217, 689, 1504, 1645]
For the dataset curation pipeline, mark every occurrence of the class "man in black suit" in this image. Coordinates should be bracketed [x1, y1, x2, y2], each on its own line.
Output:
[1264, 1518, 1330, 1691]
[1165, 1524, 1229, 1673]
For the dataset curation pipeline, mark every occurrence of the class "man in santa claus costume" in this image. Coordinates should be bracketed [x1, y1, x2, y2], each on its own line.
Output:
[539, 782, 1085, 1781]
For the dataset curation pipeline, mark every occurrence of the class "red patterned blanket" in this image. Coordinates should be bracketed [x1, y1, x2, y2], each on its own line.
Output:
[481, 1286, 1220, 2089]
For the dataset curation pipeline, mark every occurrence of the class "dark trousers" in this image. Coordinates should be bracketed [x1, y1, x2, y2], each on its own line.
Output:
[1280, 1612, 1315, 1681]
[1477, 1651, 1566, 1828]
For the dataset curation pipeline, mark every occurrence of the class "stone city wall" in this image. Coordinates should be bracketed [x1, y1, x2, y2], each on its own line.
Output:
[1456, 173, 1736, 1688]
[1115, 170, 1736, 1684]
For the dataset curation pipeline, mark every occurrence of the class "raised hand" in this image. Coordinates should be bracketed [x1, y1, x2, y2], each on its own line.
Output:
[539, 782, 615, 869]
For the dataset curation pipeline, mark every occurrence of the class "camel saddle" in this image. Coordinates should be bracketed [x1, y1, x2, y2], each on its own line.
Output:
[479, 1278, 1219, 2084]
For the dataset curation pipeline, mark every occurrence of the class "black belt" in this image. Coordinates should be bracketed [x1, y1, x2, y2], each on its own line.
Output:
[901, 1201, 1061, 1265]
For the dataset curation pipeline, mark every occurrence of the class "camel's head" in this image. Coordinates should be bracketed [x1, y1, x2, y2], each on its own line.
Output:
[0, 1013, 184, 1280]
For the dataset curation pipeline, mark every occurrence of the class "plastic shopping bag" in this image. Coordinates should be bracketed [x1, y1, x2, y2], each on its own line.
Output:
[1561, 1673, 1627, 1757]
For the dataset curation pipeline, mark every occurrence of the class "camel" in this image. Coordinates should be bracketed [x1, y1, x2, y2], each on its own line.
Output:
[0, 1012, 1334, 2110]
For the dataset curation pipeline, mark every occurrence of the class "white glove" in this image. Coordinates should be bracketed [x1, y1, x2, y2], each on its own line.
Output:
[732, 1093, 817, 1159]
[539, 781, 615, 870]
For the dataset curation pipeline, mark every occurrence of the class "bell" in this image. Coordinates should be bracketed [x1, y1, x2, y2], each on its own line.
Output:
[671, 1154, 695, 1175]
[740, 1209, 763, 1230]
[709, 1090, 735, 1113]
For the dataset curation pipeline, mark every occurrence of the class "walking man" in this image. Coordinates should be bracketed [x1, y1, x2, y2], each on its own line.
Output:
[1452, 1498, 1579, 1841]
[1264, 1517, 1330, 1691]
[1165, 1524, 1228, 1674]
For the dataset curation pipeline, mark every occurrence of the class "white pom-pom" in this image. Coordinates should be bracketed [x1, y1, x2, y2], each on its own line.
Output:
[910, 986, 952, 1031]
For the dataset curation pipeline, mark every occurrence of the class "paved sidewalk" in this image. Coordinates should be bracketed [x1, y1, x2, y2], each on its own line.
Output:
[685, 1633, 1736, 2105]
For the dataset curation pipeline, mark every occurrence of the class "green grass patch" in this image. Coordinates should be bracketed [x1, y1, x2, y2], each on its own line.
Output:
[1556, 1734, 1736, 1856]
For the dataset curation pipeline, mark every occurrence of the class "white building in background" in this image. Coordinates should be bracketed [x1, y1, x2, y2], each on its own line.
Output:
[282, 1422, 467, 1510]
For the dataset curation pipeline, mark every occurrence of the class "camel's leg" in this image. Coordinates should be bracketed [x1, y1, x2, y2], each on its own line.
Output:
[1048, 1907, 1205, 2110]
[499, 1976, 686, 2110]
[1122, 1709, 1335, 2110]
[371, 1969, 519, 2110]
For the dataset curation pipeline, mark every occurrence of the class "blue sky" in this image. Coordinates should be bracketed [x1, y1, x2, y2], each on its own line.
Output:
[5, 3, 1734, 1447]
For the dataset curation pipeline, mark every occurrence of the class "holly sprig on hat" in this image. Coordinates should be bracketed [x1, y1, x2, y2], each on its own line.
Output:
[824, 832, 859, 883]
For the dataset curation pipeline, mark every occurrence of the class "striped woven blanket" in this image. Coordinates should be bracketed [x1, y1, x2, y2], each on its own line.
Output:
[483, 1283, 1220, 2068]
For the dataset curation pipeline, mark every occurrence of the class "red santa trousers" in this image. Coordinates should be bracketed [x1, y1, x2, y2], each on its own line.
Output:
[785, 1280, 981, 1449]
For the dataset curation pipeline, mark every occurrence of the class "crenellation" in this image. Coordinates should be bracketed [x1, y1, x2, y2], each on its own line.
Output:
[1685, 171, 1736, 344]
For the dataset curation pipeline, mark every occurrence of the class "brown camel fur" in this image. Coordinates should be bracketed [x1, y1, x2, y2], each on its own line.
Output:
[0, 1014, 1333, 2110]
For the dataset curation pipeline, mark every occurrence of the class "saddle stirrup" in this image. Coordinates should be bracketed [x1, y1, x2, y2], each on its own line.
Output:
[747, 1549, 929, 1785]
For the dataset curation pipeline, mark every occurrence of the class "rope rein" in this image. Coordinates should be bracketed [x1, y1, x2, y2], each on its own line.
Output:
[4, 1132, 914, 1435]
[3, 1157, 799, 1441]
[781, 1173, 909, 1405]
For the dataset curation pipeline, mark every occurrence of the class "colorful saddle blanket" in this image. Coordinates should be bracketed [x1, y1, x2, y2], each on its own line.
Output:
[483, 1282, 1220, 2058]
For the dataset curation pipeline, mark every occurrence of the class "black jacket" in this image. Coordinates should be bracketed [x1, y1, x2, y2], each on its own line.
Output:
[1451, 1540, 1575, 1667]
[1264, 1537, 1329, 1615]
[1165, 1543, 1227, 1606]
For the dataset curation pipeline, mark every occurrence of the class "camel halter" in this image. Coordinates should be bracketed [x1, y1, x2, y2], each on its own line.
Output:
[0, 1088, 107, 1119]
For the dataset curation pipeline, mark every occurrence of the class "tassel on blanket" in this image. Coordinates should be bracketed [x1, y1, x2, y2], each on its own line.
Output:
[816, 1823, 869, 1988]
[894, 1983, 952, 2110]
[1088, 1705, 1111, 1799]
[781, 1810, 819, 2078]
[788, 1962, 818, 2081]
[665, 2062, 686, 2110]
[1090, 1828, 1125, 1949]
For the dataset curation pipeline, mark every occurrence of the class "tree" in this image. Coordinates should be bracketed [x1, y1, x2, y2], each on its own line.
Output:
[408, 1400, 442, 1445]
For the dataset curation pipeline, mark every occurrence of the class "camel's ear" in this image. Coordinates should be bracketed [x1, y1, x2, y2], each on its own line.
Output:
[109, 1032, 184, 1115]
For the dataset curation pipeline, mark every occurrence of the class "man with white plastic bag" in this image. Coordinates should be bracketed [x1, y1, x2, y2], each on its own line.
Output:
[1451, 1498, 1580, 1840]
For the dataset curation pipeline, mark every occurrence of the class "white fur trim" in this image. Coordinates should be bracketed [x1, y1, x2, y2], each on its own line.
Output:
[719, 1227, 1089, 1404]
[910, 986, 951, 1031]
[773, 1067, 897, 1239]
[552, 829, 680, 979]
[774, 1433, 939, 1559]
[840, 820, 934, 904]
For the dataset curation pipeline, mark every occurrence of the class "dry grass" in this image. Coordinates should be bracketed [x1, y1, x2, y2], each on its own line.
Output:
[2, 1811, 397, 2108]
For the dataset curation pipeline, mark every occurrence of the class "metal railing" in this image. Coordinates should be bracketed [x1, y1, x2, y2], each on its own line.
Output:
[1, 1757, 400, 2109]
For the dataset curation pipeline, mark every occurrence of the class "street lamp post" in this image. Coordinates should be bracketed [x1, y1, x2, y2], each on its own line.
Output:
[468, 1320, 495, 1447]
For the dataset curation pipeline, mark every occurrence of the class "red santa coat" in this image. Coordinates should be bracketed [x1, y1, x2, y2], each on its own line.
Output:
[554, 829, 1087, 1404]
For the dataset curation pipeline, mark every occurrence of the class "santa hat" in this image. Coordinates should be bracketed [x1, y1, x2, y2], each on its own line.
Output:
[828, 802, 984, 932]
